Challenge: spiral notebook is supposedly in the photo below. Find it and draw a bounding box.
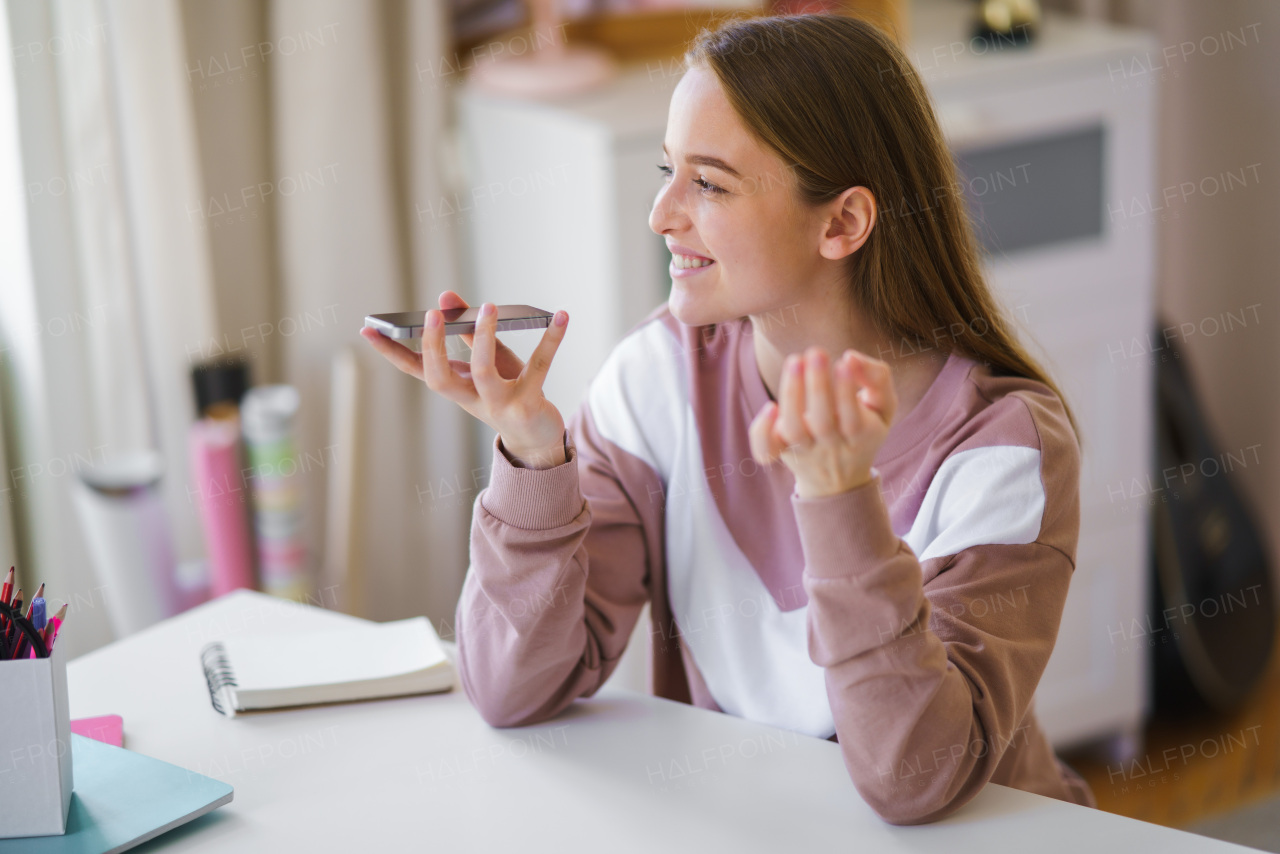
[200,616,454,716]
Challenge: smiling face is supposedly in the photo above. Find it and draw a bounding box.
[649,64,840,329]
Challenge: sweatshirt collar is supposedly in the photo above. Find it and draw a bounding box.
[736,317,973,465]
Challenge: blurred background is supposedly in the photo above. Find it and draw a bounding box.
[0,0,1276,844]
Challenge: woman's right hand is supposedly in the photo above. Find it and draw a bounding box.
[360,290,571,469]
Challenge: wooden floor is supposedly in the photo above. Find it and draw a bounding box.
[1060,630,1280,829]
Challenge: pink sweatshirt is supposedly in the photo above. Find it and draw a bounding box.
[454,303,1097,825]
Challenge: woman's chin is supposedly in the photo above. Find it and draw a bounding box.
[667,292,732,329]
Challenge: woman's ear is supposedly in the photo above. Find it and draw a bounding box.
[818,186,877,260]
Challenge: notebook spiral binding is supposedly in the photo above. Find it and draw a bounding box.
[200,641,238,716]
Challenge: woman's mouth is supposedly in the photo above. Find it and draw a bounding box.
[671,253,716,277]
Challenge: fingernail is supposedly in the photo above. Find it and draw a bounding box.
[427,312,440,328]
[481,302,494,317]
[555,310,567,327]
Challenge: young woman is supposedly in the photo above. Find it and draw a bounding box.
[362,14,1095,826]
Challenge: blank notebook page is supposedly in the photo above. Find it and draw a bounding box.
[223,617,447,691]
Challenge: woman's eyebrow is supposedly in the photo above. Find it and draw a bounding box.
[662,143,742,179]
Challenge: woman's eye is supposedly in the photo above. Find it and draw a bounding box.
[655,164,724,195]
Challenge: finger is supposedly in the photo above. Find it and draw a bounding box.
[439,289,477,352]
[359,326,424,381]
[421,310,465,394]
[469,302,505,398]
[749,401,783,465]
[775,353,809,447]
[849,353,897,424]
[835,350,863,436]
[438,290,474,349]
[491,337,528,380]
[438,290,469,310]
[519,310,568,389]
[803,348,836,439]
[440,293,523,373]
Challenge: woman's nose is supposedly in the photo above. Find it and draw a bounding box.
[649,181,683,235]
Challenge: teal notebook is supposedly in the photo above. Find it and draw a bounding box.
[0,734,233,853]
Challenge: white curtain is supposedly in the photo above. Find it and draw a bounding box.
[264,0,470,622]
[0,0,201,655]
[0,1,34,583]
[0,0,471,656]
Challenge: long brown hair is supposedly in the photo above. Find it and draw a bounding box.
[684,13,1081,445]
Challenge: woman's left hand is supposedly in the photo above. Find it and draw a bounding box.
[748,347,897,499]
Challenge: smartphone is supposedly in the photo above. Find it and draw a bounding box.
[364,305,555,339]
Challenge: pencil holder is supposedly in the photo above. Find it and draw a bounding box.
[0,637,73,837]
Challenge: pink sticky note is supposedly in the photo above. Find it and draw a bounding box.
[70,714,124,747]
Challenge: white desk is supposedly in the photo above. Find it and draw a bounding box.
[66,591,1256,852]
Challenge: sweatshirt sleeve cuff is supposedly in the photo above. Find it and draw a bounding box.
[480,430,584,530]
[791,470,901,579]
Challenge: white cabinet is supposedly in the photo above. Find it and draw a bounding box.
[910,0,1157,752]
[454,70,675,424]
[456,1,1157,752]
[456,70,675,699]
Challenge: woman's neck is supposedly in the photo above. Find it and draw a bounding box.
[749,310,947,428]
